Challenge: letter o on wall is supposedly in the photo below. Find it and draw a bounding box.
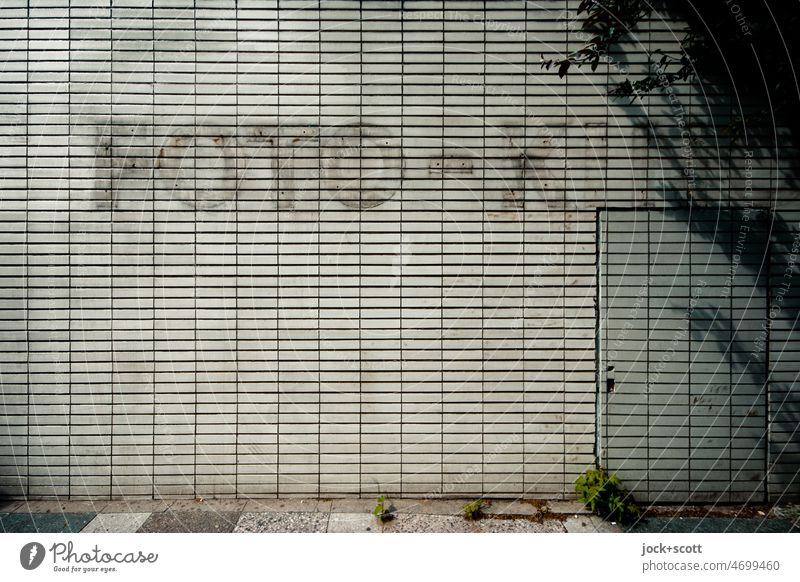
[157,134,237,210]
[320,124,401,209]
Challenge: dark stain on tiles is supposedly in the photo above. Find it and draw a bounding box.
[137,511,241,533]
[626,517,800,534]
[0,512,96,533]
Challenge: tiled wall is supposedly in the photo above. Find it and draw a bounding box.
[0,1,796,499]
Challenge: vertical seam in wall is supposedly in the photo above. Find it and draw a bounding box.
[688,203,693,499]
[276,0,281,498]
[562,0,568,497]
[727,73,734,503]
[523,0,528,496]
[765,159,773,504]
[645,20,651,501]
[729,164,734,503]
[25,0,30,500]
[192,0,198,498]
[399,0,404,498]
[764,225,771,504]
[647,208,651,501]
[599,203,613,485]
[765,134,774,503]
[688,74,695,502]
[151,0,156,501]
[601,2,611,482]
[235,0,240,498]
[481,0,486,496]
[317,0,321,500]
[523,0,528,495]
[68,3,73,499]
[358,0,363,498]
[440,0,444,500]
[109,0,115,498]
[768,141,780,503]
[594,209,600,466]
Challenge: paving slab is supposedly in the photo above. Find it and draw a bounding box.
[315,499,333,512]
[329,498,376,513]
[547,500,591,515]
[771,504,799,522]
[393,498,466,515]
[138,511,240,533]
[81,513,151,533]
[773,509,800,531]
[486,500,541,517]
[327,513,380,533]
[627,517,800,534]
[0,500,22,512]
[476,518,566,533]
[382,514,478,533]
[233,512,328,533]
[564,515,622,533]
[243,499,323,513]
[169,499,247,512]
[17,500,109,514]
[645,505,773,519]
[103,500,172,513]
[0,512,96,533]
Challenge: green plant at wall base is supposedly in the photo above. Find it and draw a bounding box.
[462,499,485,520]
[575,466,641,525]
[373,495,392,522]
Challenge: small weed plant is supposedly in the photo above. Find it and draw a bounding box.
[462,499,485,520]
[575,466,641,525]
[373,495,393,522]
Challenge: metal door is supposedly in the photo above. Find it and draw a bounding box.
[599,208,768,502]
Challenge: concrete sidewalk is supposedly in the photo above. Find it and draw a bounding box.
[1,498,797,534]
[0,498,609,533]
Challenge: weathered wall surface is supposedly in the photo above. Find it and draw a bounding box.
[0,1,797,500]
